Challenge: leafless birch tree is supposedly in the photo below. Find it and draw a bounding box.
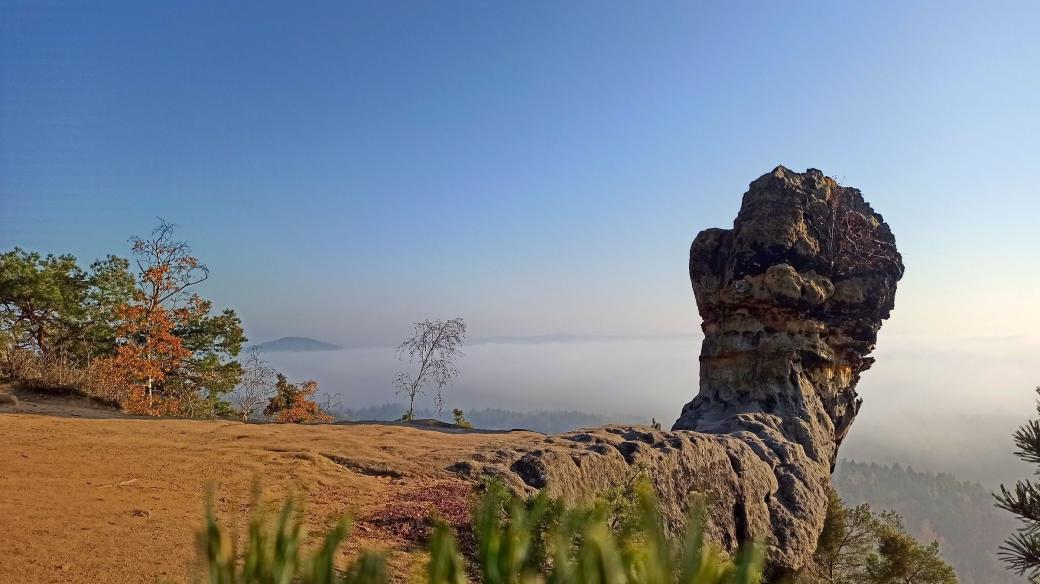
[394,318,465,421]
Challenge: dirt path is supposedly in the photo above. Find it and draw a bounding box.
[0,388,542,583]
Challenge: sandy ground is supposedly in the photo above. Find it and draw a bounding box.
[0,384,542,583]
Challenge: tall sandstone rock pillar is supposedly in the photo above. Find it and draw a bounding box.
[674,165,903,461]
[672,165,904,574]
[462,166,903,578]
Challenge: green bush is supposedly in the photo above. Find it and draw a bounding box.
[452,408,474,429]
[199,497,386,584]
[198,483,762,584]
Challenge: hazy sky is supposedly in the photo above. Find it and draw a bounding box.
[3,2,1039,431]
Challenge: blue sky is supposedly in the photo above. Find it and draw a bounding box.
[2,0,1039,354]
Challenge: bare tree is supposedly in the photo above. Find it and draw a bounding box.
[319,391,343,420]
[129,218,210,313]
[232,347,277,421]
[394,318,465,421]
[826,188,901,277]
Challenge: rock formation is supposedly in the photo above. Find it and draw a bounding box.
[454,166,903,578]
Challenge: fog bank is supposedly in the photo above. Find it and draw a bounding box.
[265,333,1038,484]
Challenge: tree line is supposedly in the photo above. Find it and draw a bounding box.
[833,459,1019,584]
[1,220,470,424]
[0,220,327,422]
[804,489,957,583]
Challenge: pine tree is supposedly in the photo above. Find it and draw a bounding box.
[994,386,1040,580]
[865,511,957,584]
[808,489,956,584]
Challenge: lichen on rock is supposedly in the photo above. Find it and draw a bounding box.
[455,166,903,578]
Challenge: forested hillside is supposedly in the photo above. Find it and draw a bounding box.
[833,459,1021,584]
[337,403,636,434]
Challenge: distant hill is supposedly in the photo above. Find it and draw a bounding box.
[833,459,1023,584]
[250,336,342,352]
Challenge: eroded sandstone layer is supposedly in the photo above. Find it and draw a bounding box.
[455,166,903,577]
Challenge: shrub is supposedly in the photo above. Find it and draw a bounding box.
[805,488,957,583]
[198,483,762,584]
[263,374,333,423]
[200,496,386,584]
[452,408,473,429]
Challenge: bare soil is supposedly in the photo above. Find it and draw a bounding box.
[0,384,543,583]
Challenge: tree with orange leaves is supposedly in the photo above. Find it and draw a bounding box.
[103,220,244,417]
[263,373,332,423]
[113,300,193,415]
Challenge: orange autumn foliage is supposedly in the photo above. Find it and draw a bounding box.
[82,356,133,404]
[5,220,246,420]
[100,223,213,417]
[122,387,184,416]
[94,296,207,416]
[114,303,191,384]
[263,376,332,424]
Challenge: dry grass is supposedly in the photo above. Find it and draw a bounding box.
[0,393,545,583]
[0,347,128,404]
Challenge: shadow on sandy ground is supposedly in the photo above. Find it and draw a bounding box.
[0,381,134,419]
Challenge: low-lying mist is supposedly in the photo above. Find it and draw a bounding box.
[265,333,1038,487]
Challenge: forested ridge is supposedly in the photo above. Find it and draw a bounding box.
[834,459,1021,584]
[337,402,635,434]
